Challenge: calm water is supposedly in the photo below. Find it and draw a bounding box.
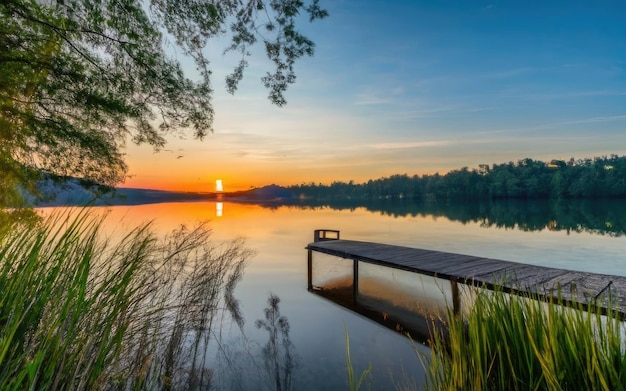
[42,200,626,390]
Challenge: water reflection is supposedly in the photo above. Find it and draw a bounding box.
[213,294,301,391]
[253,198,626,237]
[254,294,298,391]
[308,253,455,344]
[43,198,626,240]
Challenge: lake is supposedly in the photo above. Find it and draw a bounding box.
[41,199,626,390]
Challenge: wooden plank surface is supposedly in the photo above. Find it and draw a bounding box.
[307,239,626,316]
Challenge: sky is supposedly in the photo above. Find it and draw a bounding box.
[123,0,626,192]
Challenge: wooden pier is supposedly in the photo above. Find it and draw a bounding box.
[306,229,626,318]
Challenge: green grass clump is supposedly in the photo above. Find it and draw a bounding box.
[425,288,626,391]
[0,210,252,390]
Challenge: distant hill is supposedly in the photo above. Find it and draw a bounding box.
[99,188,214,205]
[20,174,213,207]
[227,184,295,202]
[21,176,113,206]
[23,177,294,207]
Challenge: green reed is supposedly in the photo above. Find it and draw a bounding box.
[345,329,372,391]
[424,287,626,391]
[0,210,252,390]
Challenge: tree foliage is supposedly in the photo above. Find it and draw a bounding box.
[0,0,327,204]
[289,154,626,202]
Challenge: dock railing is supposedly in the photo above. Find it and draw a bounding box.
[313,229,340,242]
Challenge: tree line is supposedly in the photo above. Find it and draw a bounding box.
[288,155,626,201]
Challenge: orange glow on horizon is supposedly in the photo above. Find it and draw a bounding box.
[122,175,258,193]
[122,171,292,192]
[122,157,446,193]
[123,139,448,192]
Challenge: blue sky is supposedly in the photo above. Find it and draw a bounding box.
[125,0,626,191]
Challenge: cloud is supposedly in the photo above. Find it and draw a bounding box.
[513,90,626,101]
[475,114,626,136]
[354,86,406,106]
[391,86,405,95]
[354,92,391,105]
[484,67,536,79]
[563,114,626,124]
[394,106,459,119]
[365,140,452,150]
[390,104,493,120]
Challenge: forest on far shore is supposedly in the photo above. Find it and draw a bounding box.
[288,154,626,201]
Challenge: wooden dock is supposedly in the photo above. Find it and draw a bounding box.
[306,230,626,318]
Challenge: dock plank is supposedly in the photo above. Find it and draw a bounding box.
[307,238,626,316]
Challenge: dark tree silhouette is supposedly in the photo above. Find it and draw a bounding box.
[289,155,626,202]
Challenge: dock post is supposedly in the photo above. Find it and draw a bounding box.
[450,278,461,317]
[353,259,359,304]
[307,249,313,290]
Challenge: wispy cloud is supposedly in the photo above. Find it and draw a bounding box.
[563,114,626,124]
[476,114,626,136]
[484,67,536,79]
[391,86,405,95]
[354,86,406,106]
[365,140,452,150]
[513,90,626,101]
[233,148,302,160]
[393,106,460,119]
[391,104,494,120]
[413,75,467,90]
[354,92,391,105]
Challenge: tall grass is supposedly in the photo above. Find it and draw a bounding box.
[0,210,253,390]
[424,287,626,391]
[345,329,372,391]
